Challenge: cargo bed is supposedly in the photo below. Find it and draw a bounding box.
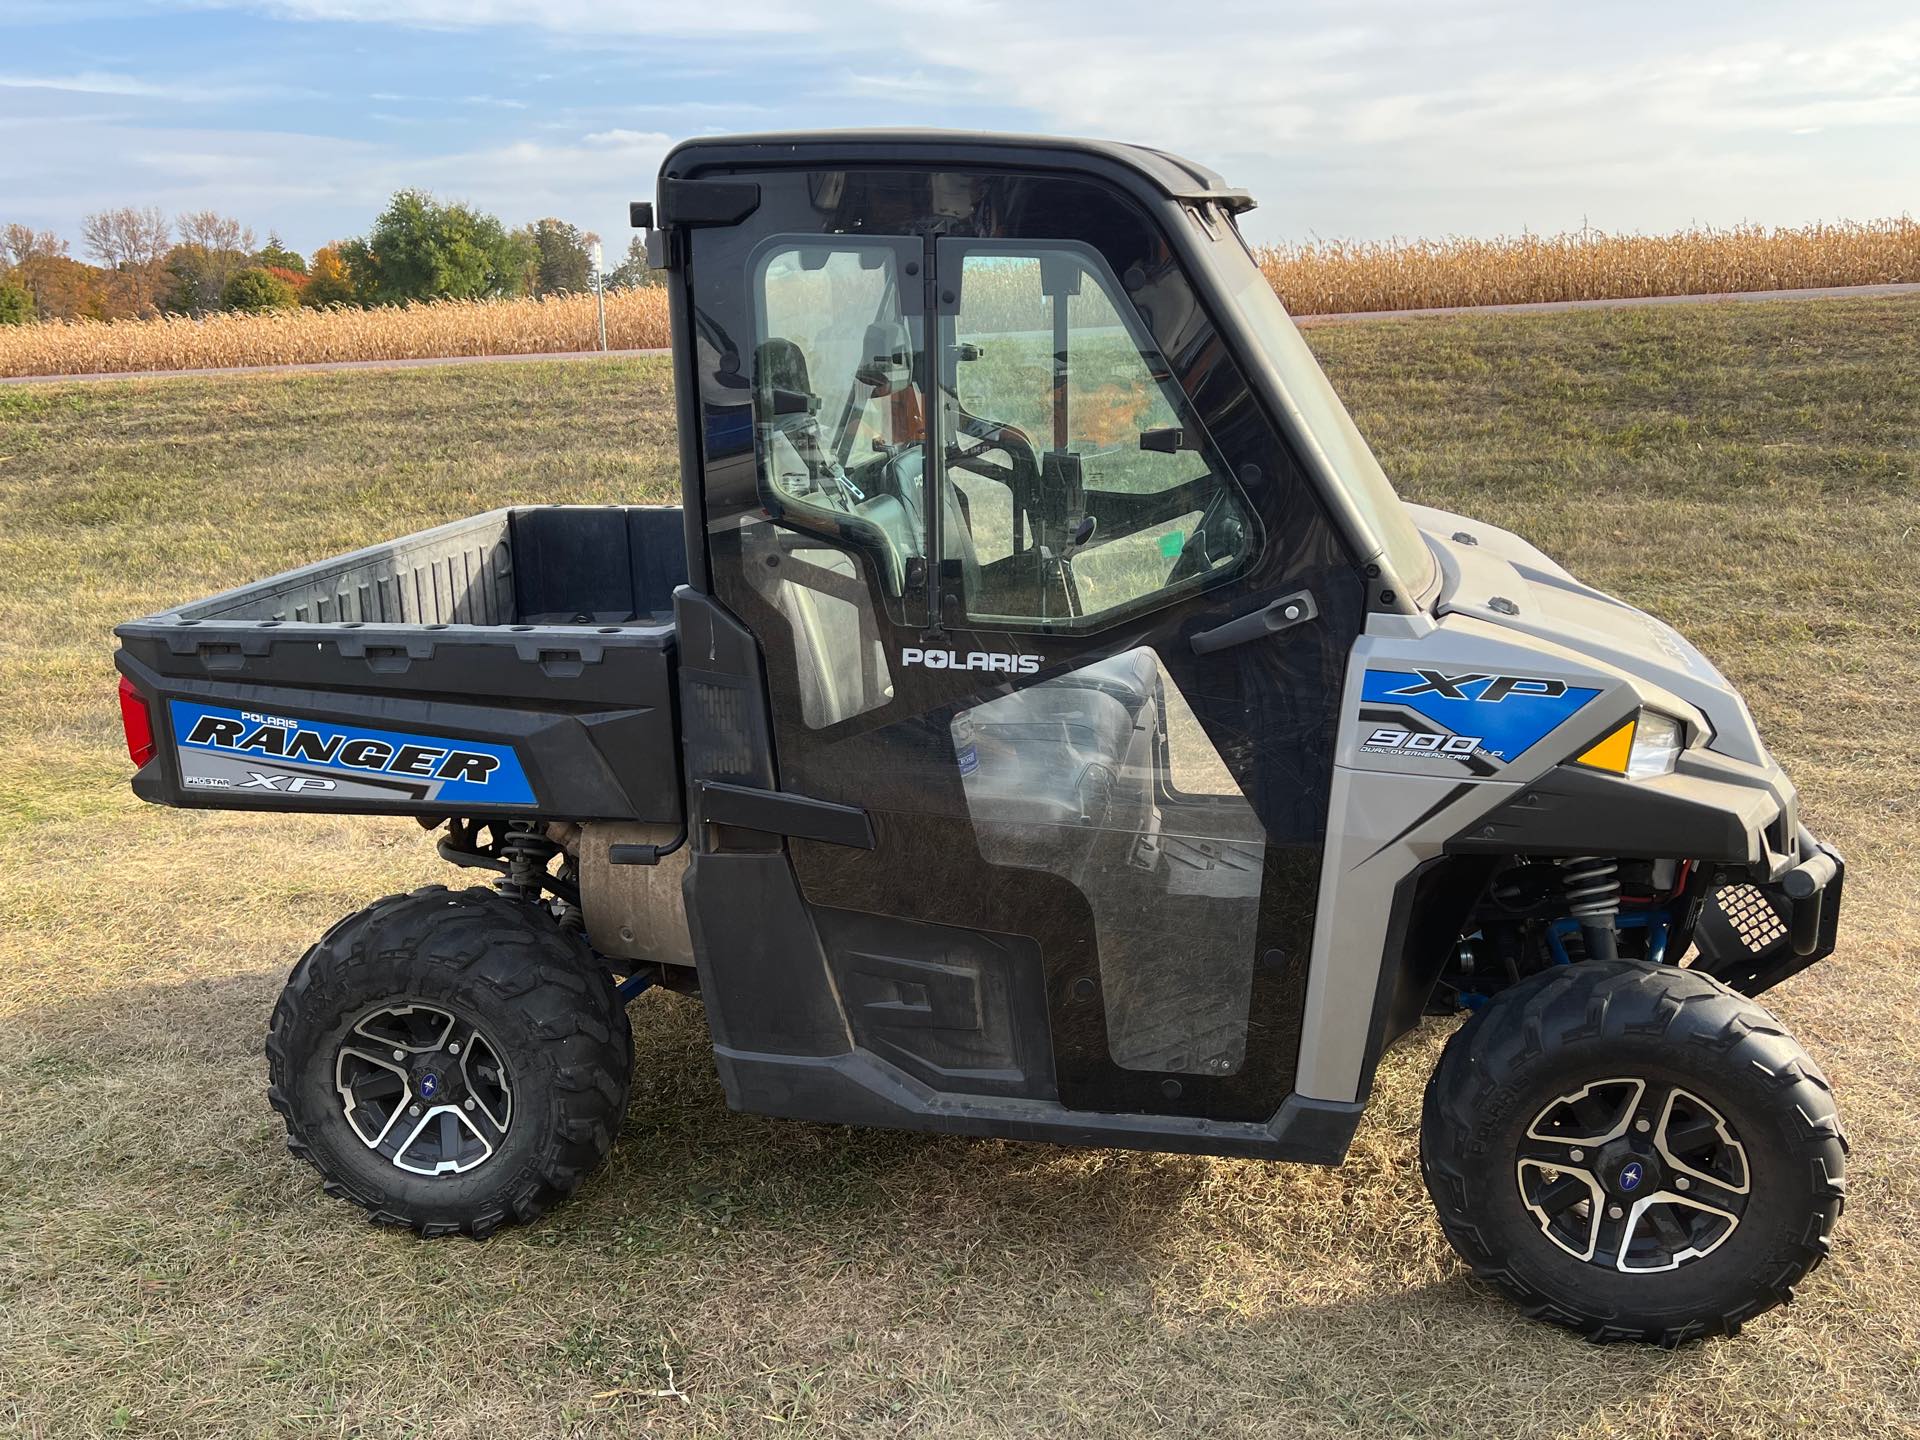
[114,506,687,823]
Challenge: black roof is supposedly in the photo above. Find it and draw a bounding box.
[659,129,1254,213]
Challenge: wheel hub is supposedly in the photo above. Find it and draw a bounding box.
[334,1003,513,1177]
[1595,1138,1661,1199]
[1515,1077,1751,1273]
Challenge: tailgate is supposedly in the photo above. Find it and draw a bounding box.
[115,620,682,824]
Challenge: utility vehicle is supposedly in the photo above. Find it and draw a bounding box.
[114,132,1847,1344]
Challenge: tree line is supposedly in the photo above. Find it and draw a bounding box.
[0,191,658,326]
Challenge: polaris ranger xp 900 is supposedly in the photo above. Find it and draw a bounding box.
[115,132,1847,1344]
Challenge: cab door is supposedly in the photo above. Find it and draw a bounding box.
[680,162,1365,1126]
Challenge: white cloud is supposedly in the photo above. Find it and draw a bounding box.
[210,0,865,35]
[0,69,304,103]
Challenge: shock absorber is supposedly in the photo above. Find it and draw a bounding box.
[498,821,560,905]
[1559,856,1621,962]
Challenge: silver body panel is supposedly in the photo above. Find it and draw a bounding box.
[1295,510,1798,1103]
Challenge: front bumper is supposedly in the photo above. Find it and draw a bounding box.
[1690,824,1845,996]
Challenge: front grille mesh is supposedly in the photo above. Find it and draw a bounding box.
[1711,884,1789,954]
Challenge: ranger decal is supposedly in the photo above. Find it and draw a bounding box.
[168,701,535,805]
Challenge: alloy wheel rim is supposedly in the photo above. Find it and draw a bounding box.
[334,1002,512,1176]
[1514,1076,1750,1273]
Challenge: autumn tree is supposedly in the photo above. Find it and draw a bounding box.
[162,211,257,315]
[302,244,356,307]
[0,242,107,321]
[81,206,172,317]
[254,233,306,274]
[2,223,67,267]
[340,191,533,305]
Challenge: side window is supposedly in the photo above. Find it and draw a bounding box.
[938,242,1254,628]
[753,239,927,600]
[749,238,924,728]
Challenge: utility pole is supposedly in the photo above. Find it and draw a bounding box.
[590,240,607,352]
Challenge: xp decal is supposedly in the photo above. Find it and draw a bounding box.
[1359,669,1602,765]
[169,701,535,806]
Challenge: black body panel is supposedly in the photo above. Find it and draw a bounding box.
[1447,763,1769,863]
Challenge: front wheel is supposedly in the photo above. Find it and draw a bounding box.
[1420,960,1846,1343]
[266,885,633,1238]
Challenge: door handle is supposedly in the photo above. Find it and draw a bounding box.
[1189,590,1318,655]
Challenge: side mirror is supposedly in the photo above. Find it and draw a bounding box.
[1139,427,1195,454]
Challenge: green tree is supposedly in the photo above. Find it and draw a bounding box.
[345,191,534,305]
[604,235,661,290]
[254,232,306,274]
[523,217,594,296]
[221,267,300,313]
[0,280,32,325]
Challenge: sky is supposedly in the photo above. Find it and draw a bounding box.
[3,0,1917,258]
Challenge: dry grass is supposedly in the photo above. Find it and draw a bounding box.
[5,218,1917,378]
[0,296,1916,1438]
[1258,216,1920,315]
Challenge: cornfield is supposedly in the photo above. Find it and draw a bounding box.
[1257,217,1920,316]
[2,218,1915,378]
[0,288,672,378]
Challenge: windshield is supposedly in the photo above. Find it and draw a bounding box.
[1212,220,1435,600]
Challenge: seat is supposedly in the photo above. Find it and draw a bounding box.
[959,648,1163,834]
[1052,648,1158,715]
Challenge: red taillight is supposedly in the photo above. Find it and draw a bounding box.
[118,676,156,767]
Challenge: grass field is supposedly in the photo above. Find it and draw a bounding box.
[1,296,1916,1438]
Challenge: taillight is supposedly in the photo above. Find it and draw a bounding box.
[118,676,156,767]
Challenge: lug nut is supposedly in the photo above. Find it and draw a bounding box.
[1569,1149,1585,1162]
[448,1041,461,1055]
[1675,1177,1690,1191]
[464,1098,476,1111]
[1608,1204,1624,1219]
[392,1049,406,1061]
[1635,1119,1651,1133]
[408,1104,421,1117]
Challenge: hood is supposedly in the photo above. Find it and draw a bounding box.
[1407,504,1768,768]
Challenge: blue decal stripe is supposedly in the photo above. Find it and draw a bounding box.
[1361,670,1601,763]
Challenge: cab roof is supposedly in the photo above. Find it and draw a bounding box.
[659,129,1255,214]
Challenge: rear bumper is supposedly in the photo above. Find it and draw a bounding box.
[1690,824,1844,996]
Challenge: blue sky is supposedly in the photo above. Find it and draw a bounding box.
[4,0,1916,257]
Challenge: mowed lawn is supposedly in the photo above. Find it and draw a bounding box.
[0,297,1915,1439]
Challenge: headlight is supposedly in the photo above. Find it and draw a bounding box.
[1625,711,1685,779]
[1574,710,1685,778]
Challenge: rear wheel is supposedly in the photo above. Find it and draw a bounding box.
[266,885,632,1238]
[1420,960,1846,1343]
